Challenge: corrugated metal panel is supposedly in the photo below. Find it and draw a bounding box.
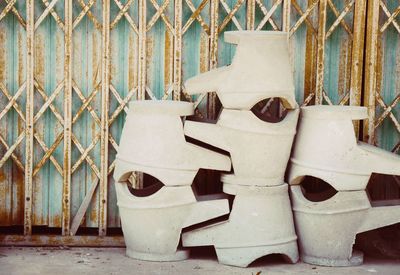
[0,0,398,243]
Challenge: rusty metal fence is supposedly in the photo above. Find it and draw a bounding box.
[0,0,398,246]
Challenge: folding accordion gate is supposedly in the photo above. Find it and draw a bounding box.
[0,0,399,245]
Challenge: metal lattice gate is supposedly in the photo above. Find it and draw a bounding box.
[0,0,399,245]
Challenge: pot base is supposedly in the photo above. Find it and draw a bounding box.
[126,248,190,262]
[301,250,363,267]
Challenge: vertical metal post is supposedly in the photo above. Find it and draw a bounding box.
[363,0,380,144]
[315,0,327,105]
[99,0,110,236]
[62,0,73,236]
[138,0,147,100]
[173,0,182,100]
[349,0,367,135]
[24,0,35,236]
[246,0,255,30]
[208,0,219,119]
[282,0,291,32]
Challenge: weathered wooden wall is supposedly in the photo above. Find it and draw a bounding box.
[0,0,399,245]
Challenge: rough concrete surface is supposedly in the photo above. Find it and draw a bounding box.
[1,247,400,275]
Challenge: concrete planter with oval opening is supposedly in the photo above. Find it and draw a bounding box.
[115,183,229,261]
[288,105,400,191]
[182,184,299,267]
[114,100,231,186]
[114,100,232,261]
[290,185,400,266]
[184,108,299,186]
[184,31,297,110]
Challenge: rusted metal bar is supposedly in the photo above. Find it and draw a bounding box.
[0,235,125,247]
[24,0,35,236]
[282,0,291,33]
[349,0,366,135]
[289,0,319,37]
[138,0,147,100]
[325,0,354,39]
[99,0,111,237]
[314,0,327,105]
[246,0,255,30]
[255,0,282,31]
[70,179,99,236]
[207,0,218,120]
[219,0,244,32]
[62,0,73,236]
[173,0,182,100]
[363,0,380,144]
[255,0,279,30]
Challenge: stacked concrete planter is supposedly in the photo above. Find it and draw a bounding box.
[181,31,300,267]
[288,105,400,266]
[113,100,231,261]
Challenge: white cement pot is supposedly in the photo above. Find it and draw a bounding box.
[184,108,299,185]
[115,182,229,261]
[182,184,299,267]
[114,100,231,186]
[184,31,297,110]
[289,105,400,191]
[290,185,400,266]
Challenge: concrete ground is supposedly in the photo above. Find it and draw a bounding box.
[1,247,400,275]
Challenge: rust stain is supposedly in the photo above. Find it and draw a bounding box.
[337,37,347,98]
[128,33,138,91]
[18,31,24,86]
[13,168,24,224]
[164,30,173,93]
[35,34,45,84]
[0,29,5,81]
[146,37,153,84]
[199,32,209,73]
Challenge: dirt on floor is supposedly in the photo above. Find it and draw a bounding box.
[1,247,400,275]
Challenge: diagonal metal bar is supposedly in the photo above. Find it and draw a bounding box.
[380,2,400,33]
[218,0,245,33]
[182,0,210,34]
[32,131,63,176]
[374,93,400,132]
[0,133,25,172]
[73,0,102,30]
[0,132,25,171]
[34,79,64,125]
[256,0,282,31]
[35,0,60,30]
[380,3,400,33]
[111,0,138,33]
[33,81,64,123]
[40,0,65,31]
[290,0,319,37]
[290,0,317,35]
[71,132,101,174]
[0,82,26,122]
[0,0,17,22]
[147,0,174,33]
[71,134,101,178]
[4,0,26,27]
[326,0,353,39]
[71,81,101,125]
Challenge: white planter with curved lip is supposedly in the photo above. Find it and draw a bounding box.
[290,186,400,266]
[182,184,299,267]
[288,105,400,191]
[115,182,229,261]
[184,108,299,185]
[114,100,231,186]
[184,31,297,110]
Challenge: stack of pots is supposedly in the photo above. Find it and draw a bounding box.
[288,105,400,266]
[113,101,231,261]
[181,31,300,267]
[113,30,400,268]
